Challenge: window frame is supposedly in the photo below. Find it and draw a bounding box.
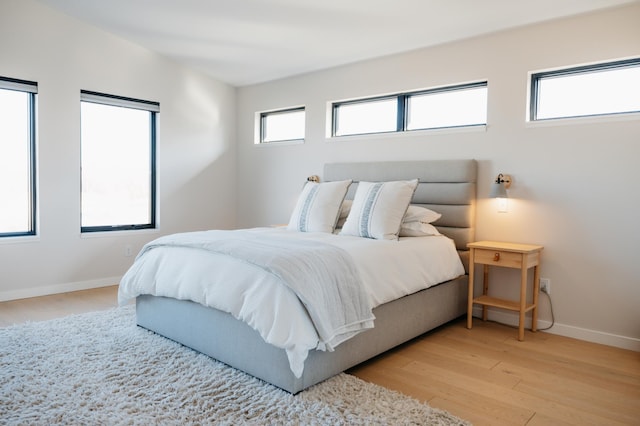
[80,90,158,233]
[331,81,488,137]
[0,76,37,238]
[257,106,306,144]
[529,58,640,122]
[332,95,402,137]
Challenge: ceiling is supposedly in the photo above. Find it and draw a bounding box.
[37,0,636,87]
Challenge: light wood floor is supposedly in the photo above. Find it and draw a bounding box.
[1,287,638,425]
[0,286,123,327]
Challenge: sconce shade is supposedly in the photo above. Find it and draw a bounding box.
[490,181,508,198]
[490,173,511,198]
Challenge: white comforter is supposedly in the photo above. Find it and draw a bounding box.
[118,227,464,377]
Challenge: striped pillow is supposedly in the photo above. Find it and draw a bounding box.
[287,180,352,233]
[339,179,418,240]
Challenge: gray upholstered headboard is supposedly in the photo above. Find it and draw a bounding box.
[324,160,477,270]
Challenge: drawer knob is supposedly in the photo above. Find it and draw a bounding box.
[494,252,501,261]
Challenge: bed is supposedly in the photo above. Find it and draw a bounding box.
[119,159,477,394]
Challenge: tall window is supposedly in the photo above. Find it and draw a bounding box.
[80,91,158,232]
[257,107,305,143]
[332,82,487,137]
[0,77,37,237]
[530,58,640,121]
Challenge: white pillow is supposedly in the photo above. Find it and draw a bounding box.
[399,221,441,237]
[287,180,352,233]
[403,206,441,224]
[339,179,419,240]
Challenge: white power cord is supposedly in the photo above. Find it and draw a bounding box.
[537,287,555,331]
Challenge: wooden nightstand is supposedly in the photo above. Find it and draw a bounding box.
[466,241,544,341]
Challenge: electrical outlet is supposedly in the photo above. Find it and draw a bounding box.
[540,277,551,294]
[124,245,133,257]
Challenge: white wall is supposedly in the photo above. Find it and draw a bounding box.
[0,0,237,299]
[236,5,640,349]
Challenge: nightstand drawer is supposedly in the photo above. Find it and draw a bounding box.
[474,249,522,268]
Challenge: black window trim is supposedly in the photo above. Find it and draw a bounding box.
[80,90,159,233]
[530,57,640,121]
[259,106,306,143]
[331,81,488,137]
[80,90,160,112]
[0,76,38,238]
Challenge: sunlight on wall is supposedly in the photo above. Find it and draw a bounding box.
[173,74,228,173]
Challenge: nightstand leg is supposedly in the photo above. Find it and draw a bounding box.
[532,264,540,332]
[518,265,527,341]
[467,249,475,329]
[482,265,489,321]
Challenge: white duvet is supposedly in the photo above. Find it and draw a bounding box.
[118,227,464,377]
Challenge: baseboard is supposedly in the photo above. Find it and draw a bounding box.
[472,306,640,352]
[0,276,121,302]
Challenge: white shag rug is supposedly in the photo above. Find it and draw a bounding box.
[0,305,469,425]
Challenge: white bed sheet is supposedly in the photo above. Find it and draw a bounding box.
[118,227,464,377]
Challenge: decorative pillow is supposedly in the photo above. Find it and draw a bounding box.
[403,206,441,224]
[339,179,419,240]
[399,221,441,237]
[287,180,352,233]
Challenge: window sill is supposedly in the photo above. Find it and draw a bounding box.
[254,139,304,147]
[526,111,640,128]
[80,228,160,239]
[0,234,40,245]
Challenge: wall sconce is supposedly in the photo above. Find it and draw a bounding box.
[490,173,512,212]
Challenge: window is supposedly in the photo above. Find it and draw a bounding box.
[80,91,158,232]
[0,77,37,238]
[530,58,640,121]
[406,85,488,130]
[332,82,487,137]
[333,97,398,136]
[258,107,305,143]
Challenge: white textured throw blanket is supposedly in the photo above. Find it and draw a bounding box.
[128,230,374,350]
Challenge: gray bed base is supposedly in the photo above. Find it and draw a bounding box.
[136,159,477,394]
[137,277,467,394]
